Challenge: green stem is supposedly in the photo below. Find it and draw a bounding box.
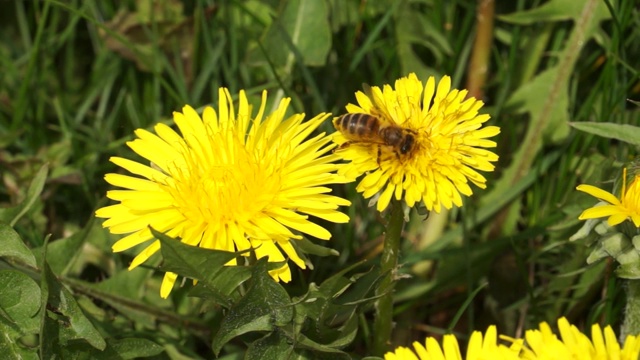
[622,279,640,339]
[373,199,405,356]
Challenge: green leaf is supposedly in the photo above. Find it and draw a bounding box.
[108,338,164,358]
[348,1,400,72]
[616,261,640,279]
[500,0,586,23]
[294,332,351,358]
[498,0,611,27]
[256,0,331,68]
[570,122,640,146]
[395,1,450,79]
[326,0,360,32]
[291,263,380,352]
[99,0,189,72]
[154,228,251,307]
[39,240,106,355]
[63,337,164,359]
[0,270,41,335]
[188,265,251,303]
[506,67,570,144]
[244,328,352,359]
[482,0,611,235]
[211,259,293,355]
[6,164,48,227]
[245,329,296,360]
[0,321,38,360]
[32,216,95,275]
[293,237,340,258]
[0,223,37,267]
[91,268,157,327]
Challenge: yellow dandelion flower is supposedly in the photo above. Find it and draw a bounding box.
[384,326,523,360]
[577,168,640,228]
[95,88,350,298]
[332,73,500,213]
[520,317,640,360]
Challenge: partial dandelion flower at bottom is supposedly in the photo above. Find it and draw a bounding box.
[383,317,640,359]
[384,325,522,360]
[517,317,640,360]
[95,88,351,298]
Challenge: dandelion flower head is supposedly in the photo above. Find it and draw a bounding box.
[332,73,500,213]
[383,318,640,360]
[384,325,522,360]
[519,317,640,360]
[577,167,640,228]
[96,88,350,298]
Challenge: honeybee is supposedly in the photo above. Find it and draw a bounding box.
[333,113,416,163]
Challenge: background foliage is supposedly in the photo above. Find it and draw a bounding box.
[1,0,639,358]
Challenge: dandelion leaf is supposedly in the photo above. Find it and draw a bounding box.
[211,258,293,356]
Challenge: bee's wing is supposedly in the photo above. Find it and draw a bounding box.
[361,83,394,126]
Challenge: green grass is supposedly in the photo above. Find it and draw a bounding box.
[1,0,639,358]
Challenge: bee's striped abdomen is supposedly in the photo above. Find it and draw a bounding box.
[335,113,380,141]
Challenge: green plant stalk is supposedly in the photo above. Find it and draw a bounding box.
[483,0,603,235]
[466,0,494,99]
[373,199,405,356]
[622,280,640,339]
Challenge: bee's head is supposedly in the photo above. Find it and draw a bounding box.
[400,134,415,154]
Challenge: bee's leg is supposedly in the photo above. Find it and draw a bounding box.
[335,141,351,152]
[376,145,382,166]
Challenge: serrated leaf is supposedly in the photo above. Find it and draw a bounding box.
[570,122,640,146]
[506,67,570,144]
[294,332,351,358]
[482,0,611,235]
[292,263,379,351]
[297,261,378,325]
[188,264,251,303]
[0,270,41,335]
[154,228,251,307]
[301,314,358,351]
[8,163,48,227]
[39,240,106,353]
[333,267,385,306]
[39,302,62,359]
[212,259,293,355]
[245,329,296,360]
[0,223,37,267]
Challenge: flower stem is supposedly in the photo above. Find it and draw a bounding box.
[622,279,640,339]
[373,199,405,356]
